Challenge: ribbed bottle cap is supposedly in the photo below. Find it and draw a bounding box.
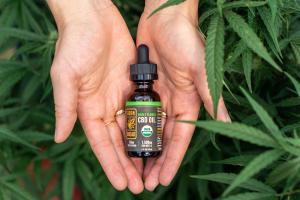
[130,44,158,81]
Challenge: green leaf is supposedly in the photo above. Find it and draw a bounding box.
[0,70,26,96]
[0,27,47,42]
[258,7,282,58]
[263,30,282,62]
[205,14,225,118]
[242,49,253,92]
[222,0,267,9]
[183,133,210,165]
[0,60,27,76]
[281,122,300,133]
[191,173,275,193]
[225,40,247,68]
[148,0,185,18]
[276,97,300,107]
[291,43,300,64]
[222,192,275,200]
[0,127,38,150]
[76,160,93,193]
[200,1,267,24]
[223,149,284,196]
[267,157,300,185]
[210,132,221,151]
[0,188,5,200]
[176,176,188,200]
[285,72,300,98]
[41,45,54,83]
[210,155,255,166]
[63,160,75,200]
[240,88,281,135]
[21,75,41,103]
[191,121,277,147]
[40,78,53,103]
[224,11,282,71]
[241,88,300,156]
[0,181,37,200]
[0,107,24,118]
[21,2,43,34]
[18,130,53,142]
[286,138,300,148]
[23,0,44,16]
[268,0,278,23]
[217,0,225,16]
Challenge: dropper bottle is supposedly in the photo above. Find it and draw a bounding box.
[125,44,162,157]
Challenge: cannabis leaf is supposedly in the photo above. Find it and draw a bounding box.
[205,14,225,118]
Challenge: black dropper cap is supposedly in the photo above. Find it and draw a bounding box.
[130,44,158,81]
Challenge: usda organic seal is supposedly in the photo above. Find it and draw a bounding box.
[141,125,153,137]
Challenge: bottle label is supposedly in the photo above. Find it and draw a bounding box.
[125,101,162,152]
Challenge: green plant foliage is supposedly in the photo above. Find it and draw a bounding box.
[242,49,253,92]
[205,13,225,118]
[63,160,75,200]
[285,72,300,97]
[1,0,300,199]
[148,0,185,18]
[224,11,282,71]
[191,173,275,193]
[223,149,284,196]
[221,192,275,200]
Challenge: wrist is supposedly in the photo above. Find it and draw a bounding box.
[47,0,113,30]
[144,0,199,21]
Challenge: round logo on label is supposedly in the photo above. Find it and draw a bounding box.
[141,125,153,137]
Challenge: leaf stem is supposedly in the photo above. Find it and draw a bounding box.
[276,188,300,197]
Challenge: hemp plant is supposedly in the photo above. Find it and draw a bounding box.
[0,0,300,199]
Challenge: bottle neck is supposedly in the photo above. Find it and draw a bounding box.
[135,81,153,91]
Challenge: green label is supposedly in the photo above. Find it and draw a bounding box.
[126,101,161,106]
[125,101,162,152]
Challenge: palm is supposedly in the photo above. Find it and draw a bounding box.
[138,13,203,115]
[136,12,229,190]
[70,17,135,125]
[50,5,143,193]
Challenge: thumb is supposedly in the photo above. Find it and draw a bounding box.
[50,39,79,143]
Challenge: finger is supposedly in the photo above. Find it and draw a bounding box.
[195,72,231,121]
[116,113,144,176]
[144,118,173,191]
[144,156,164,191]
[130,158,143,177]
[116,112,126,132]
[50,53,78,143]
[158,113,198,186]
[106,122,144,194]
[81,118,127,191]
[143,115,167,179]
[143,158,156,180]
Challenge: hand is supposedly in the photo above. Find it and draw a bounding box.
[137,0,231,191]
[48,0,143,193]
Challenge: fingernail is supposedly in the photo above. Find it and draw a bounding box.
[145,178,159,192]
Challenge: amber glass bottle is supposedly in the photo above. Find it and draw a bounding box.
[125,44,162,157]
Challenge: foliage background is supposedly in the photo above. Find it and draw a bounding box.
[1,0,300,199]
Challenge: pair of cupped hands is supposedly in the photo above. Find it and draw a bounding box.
[48,0,230,194]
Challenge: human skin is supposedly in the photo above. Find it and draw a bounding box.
[47,0,144,194]
[47,0,230,194]
[137,0,230,191]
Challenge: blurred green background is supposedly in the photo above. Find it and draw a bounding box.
[1,0,300,199]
